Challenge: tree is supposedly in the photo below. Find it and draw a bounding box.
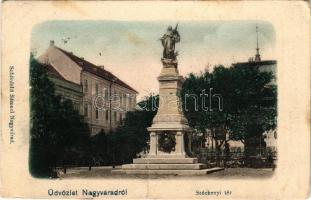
[181,64,276,165]
[55,99,91,167]
[29,55,91,177]
[105,95,158,165]
[90,129,108,165]
[29,54,60,177]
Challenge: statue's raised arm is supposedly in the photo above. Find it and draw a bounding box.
[161,24,180,60]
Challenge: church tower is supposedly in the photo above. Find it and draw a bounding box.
[255,25,261,62]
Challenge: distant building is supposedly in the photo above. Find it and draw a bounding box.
[202,25,277,155]
[232,25,277,154]
[37,40,138,135]
[233,25,277,86]
[263,130,277,154]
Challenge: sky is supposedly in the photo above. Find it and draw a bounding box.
[31,20,276,100]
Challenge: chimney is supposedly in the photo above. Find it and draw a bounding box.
[80,57,84,60]
[50,40,55,47]
[98,65,105,69]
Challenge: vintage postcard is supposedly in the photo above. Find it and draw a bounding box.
[0,1,310,199]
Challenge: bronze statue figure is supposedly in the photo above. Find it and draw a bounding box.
[160,24,180,60]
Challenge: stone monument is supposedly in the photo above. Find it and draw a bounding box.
[113,25,223,175]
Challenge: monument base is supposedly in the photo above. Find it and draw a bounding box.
[112,168,224,175]
[112,58,225,176]
[112,157,224,175]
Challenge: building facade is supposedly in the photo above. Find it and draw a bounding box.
[37,41,137,135]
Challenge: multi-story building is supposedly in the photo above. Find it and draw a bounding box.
[201,26,277,156]
[37,40,138,135]
[231,25,277,155]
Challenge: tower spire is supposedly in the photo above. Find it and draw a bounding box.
[255,24,261,62]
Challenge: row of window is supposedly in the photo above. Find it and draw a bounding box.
[84,104,124,123]
[84,79,134,107]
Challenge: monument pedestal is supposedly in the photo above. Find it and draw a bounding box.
[113,59,223,175]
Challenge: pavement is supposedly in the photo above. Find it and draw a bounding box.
[59,166,274,179]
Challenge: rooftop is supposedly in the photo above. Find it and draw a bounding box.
[38,42,137,93]
[233,60,277,67]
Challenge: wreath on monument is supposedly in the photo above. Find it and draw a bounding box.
[158,132,176,153]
